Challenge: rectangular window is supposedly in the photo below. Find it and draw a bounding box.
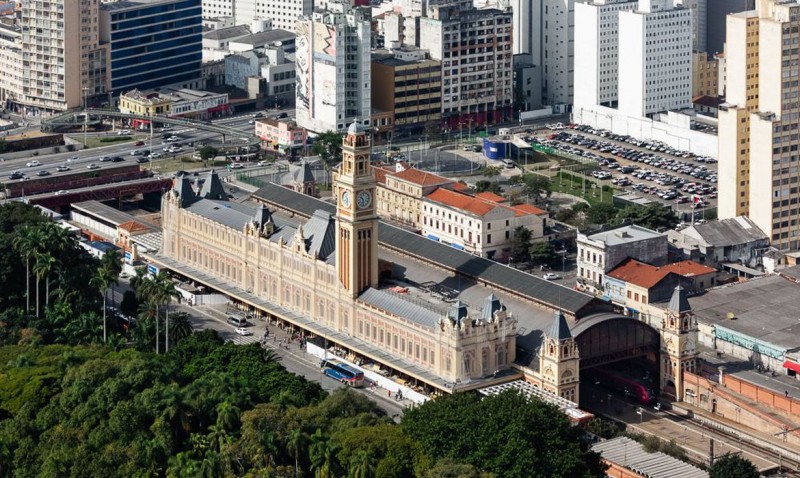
[487,234,492,244]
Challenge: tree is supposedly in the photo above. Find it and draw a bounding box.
[199,146,219,166]
[529,241,558,268]
[120,290,139,318]
[348,449,376,478]
[482,166,502,179]
[312,130,344,169]
[153,272,180,352]
[709,454,758,478]
[33,252,56,317]
[287,427,310,478]
[510,226,532,263]
[475,181,502,194]
[423,458,496,478]
[523,175,552,199]
[554,208,576,224]
[90,258,118,343]
[215,401,241,432]
[616,203,679,231]
[13,225,43,314]
[169,311,194,346]
[586,203,618,225]
[310,429,343,478]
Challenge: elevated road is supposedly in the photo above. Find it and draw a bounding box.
[41,108,260,147]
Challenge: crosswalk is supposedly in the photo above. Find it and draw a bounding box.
[226,334,261,346]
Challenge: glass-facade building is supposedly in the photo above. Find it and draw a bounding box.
[101,0,202,95]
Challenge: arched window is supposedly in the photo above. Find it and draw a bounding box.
[496,345,506,367]
[481,348,490,375]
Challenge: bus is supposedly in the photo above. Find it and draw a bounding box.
[321,359,366,388]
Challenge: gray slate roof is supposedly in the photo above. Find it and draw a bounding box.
[199,170,228,201]
[592,437,708,478]
[302,209,336,260]
[359,288,441,329]
[252,182,597,315]
[185,199,257,230]
[667,285,691,315]
[232,29,296,46]
[479,294,503,322]
[684,216,768,247]
[203,25,251,41]
[549,310,572,340]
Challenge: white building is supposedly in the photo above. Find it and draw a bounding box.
[295,1,372,133]
[0,23,22,109]
[419,4,514,130]
[576,225,667,294]
[421,188,546,260]
[260,46,296,99]
[201,0,312,32]
[617,0,693,117]
[542,0,574,108]
[573,0,637,110]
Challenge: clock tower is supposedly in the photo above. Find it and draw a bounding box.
[336,121,378,298]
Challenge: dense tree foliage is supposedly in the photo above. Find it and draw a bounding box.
[403,392,605,478]
[312,131,344,170]
[709,454,759,478]
[579,202,679,230]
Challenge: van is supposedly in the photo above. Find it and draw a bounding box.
[227,316,247,327]
[503,159,515,169]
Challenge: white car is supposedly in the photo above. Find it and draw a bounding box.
[118,129,131,135]
[87,163,99,170]
[67,156,78,162]
[149,152,162,159]
[257,160,268,166]
[234,327,252,336]
[231,163,244,169]
[543,273,562,280]
[26,160,40,167]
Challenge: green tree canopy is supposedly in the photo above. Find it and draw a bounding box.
[586,203,618,225]
[475,181,502,194]
[403,391,606,478]
[510,226,532,263]
[198,145,219,161]
[312,131,344,169]
[616,203,679,231]
[709,454,759,478]
[529,241,558,268]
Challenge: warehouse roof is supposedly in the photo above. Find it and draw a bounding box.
[592,437,708,478]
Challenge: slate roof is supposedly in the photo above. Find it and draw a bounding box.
[592,437,708,478]
[358,288,441,329]
[667,285,691,315]
[479,294,503,322]
[302,209,336,260]
[199,170,227,201]
[682,216,767,248]
[185,200,256,230]
[252,182,596,315]
[549,310,572,340]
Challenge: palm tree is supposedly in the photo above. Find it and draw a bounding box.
[310,430,342,478]
[286,428,310,478]
[137,275,160,353]
[348,450,375,478]
[90,261,118,343]
[207,424,230,453]
[153,272,179,352]
[215,400,241,432]
[129,265,149,295]
[34,252,57,309]
[13,226,43,315]
[100,249,122,307]
[169,311,194,345]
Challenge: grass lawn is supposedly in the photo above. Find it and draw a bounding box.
[78,134,148,148]
[550,171,616,207]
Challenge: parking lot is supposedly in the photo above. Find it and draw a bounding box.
[532,124,717,211]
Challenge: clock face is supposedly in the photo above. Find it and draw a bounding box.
[357,191,371,209]
[341,190,351,207]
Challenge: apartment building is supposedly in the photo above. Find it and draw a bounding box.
[255,117,307,154]
[419,5,514,129]
[542,0,574,107]
[742,0,800,249]
[371,46,441,135]
[422,188,546,260]
[576,225,667,295]
[617,0,693,117]
[0,22,21,108]
[295,1,371,133]
[573,0,637,110]
[691,51,719,98]
[19,0,106,112]
[100,0,203,96]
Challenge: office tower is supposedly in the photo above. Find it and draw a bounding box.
[573,0,637,110]
[706,0,754,54]
[542,0,574,107]
[295,0,371,133]
[201,0,313,33]
[420,4,514,128]
[101,0,203,96]
[20,0,106,112]
[720,0,800,249]
[617,0,693,117]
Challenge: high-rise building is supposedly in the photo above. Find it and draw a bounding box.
[0,22,22,110]
[101,0,203,96]
[201,0,313,38]
[295,1,371,133]
[542,0,574,108]
[680,0,707,52]
[573,0,637,110]
[419,4,514,129]
[617,0,693,117]
[706,0,754,54]
[719,0,800,249]
[20,0,107,113]
[717,10,758,220]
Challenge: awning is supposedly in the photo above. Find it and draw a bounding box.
[451,243,464,251]
[426,234,440,242]
[783,360,800,374]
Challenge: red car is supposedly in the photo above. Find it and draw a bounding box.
[134,140,145,146]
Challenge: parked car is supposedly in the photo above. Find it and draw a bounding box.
[543,273,561,280]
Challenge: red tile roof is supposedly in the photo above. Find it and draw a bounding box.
[608,259,716,289]
[475,192,506,203]
[425,188,497,216]
[393,167,454,187]
[453,182,469,192]
[513,204,547,216]
[118,220,151,234]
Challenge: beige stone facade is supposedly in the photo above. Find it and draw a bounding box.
[160,124,517,390]
[691,51,719,98]
[372,163,456,227]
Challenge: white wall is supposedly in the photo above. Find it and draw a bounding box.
[618,10,645,116]
[542,0,574,106]
[573,105,718,157]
